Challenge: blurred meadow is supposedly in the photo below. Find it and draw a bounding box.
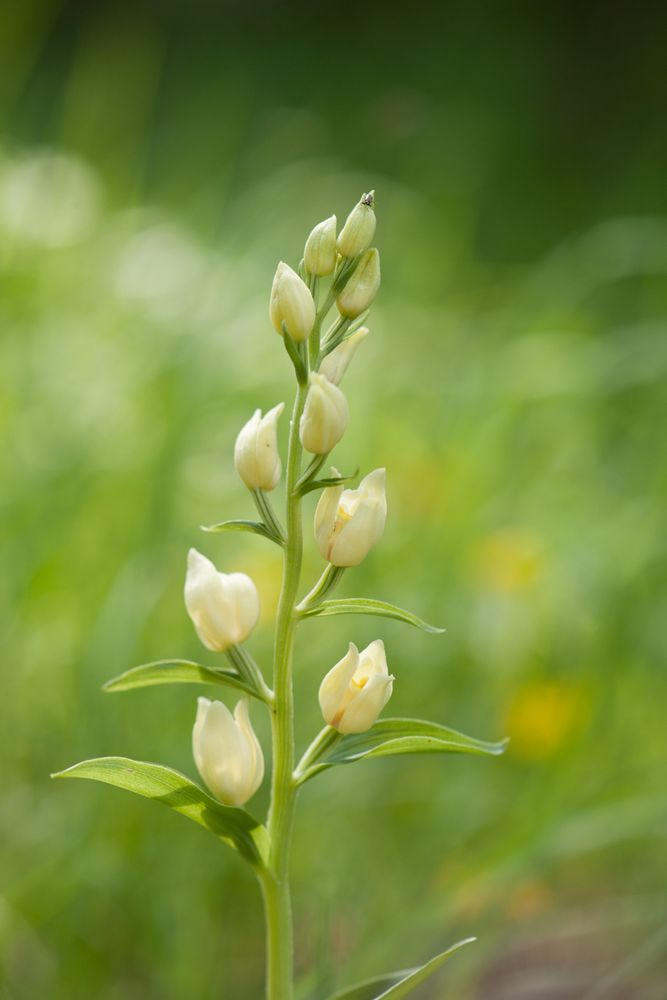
[2,1,667,997]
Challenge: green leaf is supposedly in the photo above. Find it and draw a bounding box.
[327,938,476,999]
[52,757,267,864]
[298,719,507,783]
[298,470,359,496]
[282,328,308,384]
[102,659,257,698]
[200,518,282,545]
[298,598,445,634]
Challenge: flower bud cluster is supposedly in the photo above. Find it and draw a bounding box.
[180,190,393,819]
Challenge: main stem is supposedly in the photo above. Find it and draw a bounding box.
[261,378,308,999]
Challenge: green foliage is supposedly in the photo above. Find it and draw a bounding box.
[201,519,284,546]
[297,720,506,783]
[327,938,476,999]
[103,659,259,697]
[52,757,268,864]
[298,599,445,633]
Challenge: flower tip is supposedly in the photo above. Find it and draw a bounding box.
[187,547,203,567]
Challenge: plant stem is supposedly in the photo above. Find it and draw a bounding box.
[253,489,286,544]
[262,378,308,999]
[293,724,341,782]
[296,564,345,612]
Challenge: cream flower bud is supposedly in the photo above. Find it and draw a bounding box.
[319,640,393,734]
[336,249,381,319]
[336,192,376,259]
[193,697,264,806]
[304,215,337,276]
[299,373,348,455]
[269,261,316,342]
[319,327,369,385]
[184,548,259,652]
[234,402,284,491]
[314,467,386,567]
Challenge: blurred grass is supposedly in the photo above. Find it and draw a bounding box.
[1,1,667,997]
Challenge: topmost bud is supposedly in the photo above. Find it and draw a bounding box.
[336,191,376,259]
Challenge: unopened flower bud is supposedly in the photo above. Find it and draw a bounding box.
[304,215,337,277]
[269,261,315,342]
[336,249,381,319]
[336,192,376,259]
[299,373,348,455]
[193,697,264,805]
[319,327,369,385]
[314,467,386,566]
[319,640,393,734]
[185,548,259,652]
[234,403,284,491]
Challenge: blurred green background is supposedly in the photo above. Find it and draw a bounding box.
[2,1,667,997]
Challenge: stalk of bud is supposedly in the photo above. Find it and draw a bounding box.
[314,468,386,567]
[336,249,381,318]
[192,697,264,806]
[336,192,376,259]
[299,373,348,455]
[319,640,393,734]
[304,215,337,276]
[319,327,369,385]
[269,261,315,342]
[184,548,259,651]
[234,403,284,491]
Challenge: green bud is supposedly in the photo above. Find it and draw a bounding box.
[336,249,381,319]
[304,215,337,276]
[336,191,376,258]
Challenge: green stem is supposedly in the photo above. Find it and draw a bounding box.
[296,564,345,612]
[294,724,341,781]
[262,378,308,1000]
[226,644,273,703]
[252,489,286,544]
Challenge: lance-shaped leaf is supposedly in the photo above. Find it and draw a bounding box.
[327,938,476,999]
[297,719,507,783]
[200,518,282,545]
[52,757,268,865]
[298,598,444,634]
[103,659,258,698]
[297,470,358,497]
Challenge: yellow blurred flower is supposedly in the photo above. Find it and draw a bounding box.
[467,528,545,592]
[506,679,585,759]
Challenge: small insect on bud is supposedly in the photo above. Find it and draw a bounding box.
[319,327,369,385]
[184,549,260,652]
[234,403,284,491]
[304,215,337,277]
[314,467,386,567]
[269,261,316,342]
[336,249,381,319]
[336,191,376,259]
[299,373,349,455]
[319,640,394,734]
[192,697,264,806]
